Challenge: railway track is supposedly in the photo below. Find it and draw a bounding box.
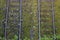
[4,0,22,40]
[0,0,56,40]
[37,0,56,40]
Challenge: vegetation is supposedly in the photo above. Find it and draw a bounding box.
[0,0,60,40]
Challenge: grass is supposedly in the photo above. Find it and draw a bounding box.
[0,35,60,40]
[0,0,60,40]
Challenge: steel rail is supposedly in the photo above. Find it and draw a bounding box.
[37,0,41,40]
[4,0,10,40]
[18,0,22,40]
[51,0,56,40]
